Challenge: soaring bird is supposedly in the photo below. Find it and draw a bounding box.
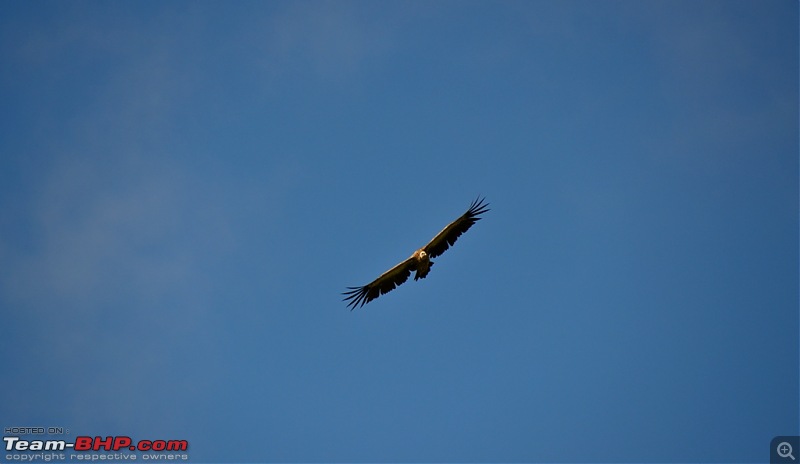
[343,197,489,309]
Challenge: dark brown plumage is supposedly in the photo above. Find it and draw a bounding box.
[343,197,489,309]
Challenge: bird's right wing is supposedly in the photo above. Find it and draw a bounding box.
[342,255,417,309]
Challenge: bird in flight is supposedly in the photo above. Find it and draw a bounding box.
[343,197,489,309]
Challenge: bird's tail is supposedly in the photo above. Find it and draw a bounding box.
[414,261,434,280]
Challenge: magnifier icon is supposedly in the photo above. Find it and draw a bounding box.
[778,442,796,460]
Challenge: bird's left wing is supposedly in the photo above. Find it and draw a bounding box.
[422,197,489,259]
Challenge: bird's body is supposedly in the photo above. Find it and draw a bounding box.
[411,249,431,280]
[343,197,489,309]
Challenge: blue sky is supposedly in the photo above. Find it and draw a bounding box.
[1,1,797,463]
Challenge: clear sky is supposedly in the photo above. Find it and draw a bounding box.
[1,1,797,463]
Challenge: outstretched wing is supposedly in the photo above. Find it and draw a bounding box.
[342,256,417,310]
[422,197,489,259]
